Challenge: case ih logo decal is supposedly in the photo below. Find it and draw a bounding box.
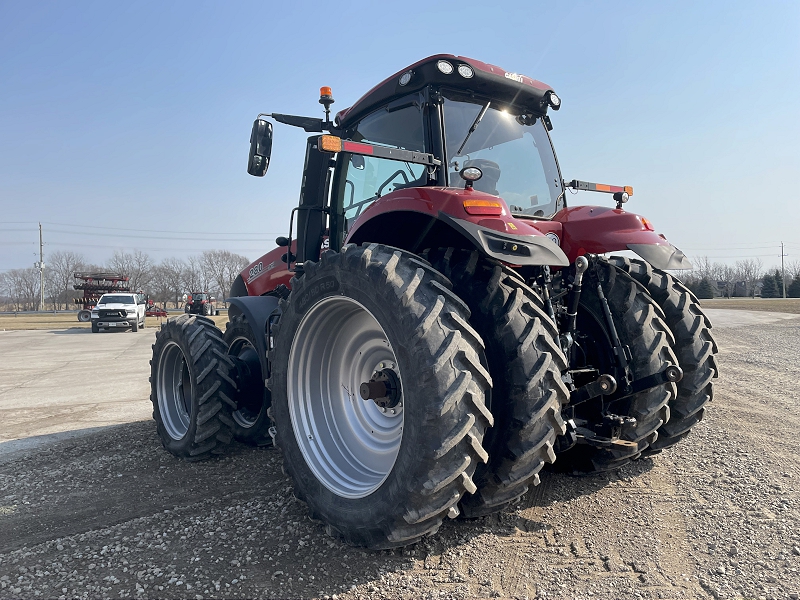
[504,72,523,83]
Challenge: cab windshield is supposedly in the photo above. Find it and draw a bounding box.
[99,295,134,304]
[442,91,564,218]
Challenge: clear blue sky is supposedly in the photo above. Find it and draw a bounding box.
[1,0,798,272]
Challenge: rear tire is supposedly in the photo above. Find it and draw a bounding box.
[556,258,678,473]
[425,248,568,517]
[150,314,236,460]
[224,315,273,446]
[608,256,718,451]
[269,244,492,548]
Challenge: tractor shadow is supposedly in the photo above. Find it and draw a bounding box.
[1,420,657,599]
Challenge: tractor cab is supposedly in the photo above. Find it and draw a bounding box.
[247,54,570,274]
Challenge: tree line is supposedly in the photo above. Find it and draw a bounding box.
[0,249,250,312]
[4,250,800,312]
[681,257,800,299]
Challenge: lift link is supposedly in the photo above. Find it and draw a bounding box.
[589,256,634,391]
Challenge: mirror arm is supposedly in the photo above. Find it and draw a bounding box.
[259,113,340,134]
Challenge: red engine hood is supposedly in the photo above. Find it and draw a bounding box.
[551,205,688,267]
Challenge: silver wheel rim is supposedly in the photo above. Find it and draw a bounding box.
[157,341,192,440]
[229,335,260,428]
[288,296,404,499]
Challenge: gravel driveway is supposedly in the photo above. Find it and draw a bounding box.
[1,315,799,599]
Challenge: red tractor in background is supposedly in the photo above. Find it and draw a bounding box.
[183,291,218,316]
[150,55,717,549]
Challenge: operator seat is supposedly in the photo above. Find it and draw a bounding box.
[463,159,501,196]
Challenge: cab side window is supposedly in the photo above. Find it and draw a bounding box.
[340,94,427,227]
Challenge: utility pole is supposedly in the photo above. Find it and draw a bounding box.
[781,241,787,299]
[35,222,45,310]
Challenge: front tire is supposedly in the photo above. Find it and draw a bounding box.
[224,315,273,446]
[426,248,568,517]
[608,257,718,451]
[91,322,99,333]
[269,244,492,548]
[78,310,91,322]
[150,314,236,460]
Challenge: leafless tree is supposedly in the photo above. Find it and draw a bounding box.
[718,264,737,298]
[201,250,250,300]
[150,257,186,308]
[3,267,41,311]
[181,255,212,297]
[106,250,154,291]
[786,259,800,281]
[47,250,86,310]
[735,258,763,298]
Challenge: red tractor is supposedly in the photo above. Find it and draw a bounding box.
[150,55,717,548]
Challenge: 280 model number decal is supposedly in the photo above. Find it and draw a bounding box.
[247,262,264,283]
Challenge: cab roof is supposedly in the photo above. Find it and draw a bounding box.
[335,54,555,129]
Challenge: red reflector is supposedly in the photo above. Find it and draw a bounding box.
[463,199,503,216]
[342,141,374,155]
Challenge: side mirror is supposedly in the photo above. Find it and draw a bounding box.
[247,118,273,177]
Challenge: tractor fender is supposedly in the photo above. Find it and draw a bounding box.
[553,205,692,269]
[227,295,281,385]
[626,243,692,270]
[436,212,568,266]
[344,187,568,266]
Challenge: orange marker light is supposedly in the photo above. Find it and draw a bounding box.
[463,199,503,216]
[624,185,634,196]
[641,217,654,231]
[319,135,343,153]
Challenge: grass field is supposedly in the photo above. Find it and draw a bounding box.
[0,312,230,331]
[699,297,800,314]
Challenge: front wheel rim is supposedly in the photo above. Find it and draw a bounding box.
[288,296,404,499]
[157,341,192,440]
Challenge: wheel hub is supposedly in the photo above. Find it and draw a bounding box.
[359,365,402,410]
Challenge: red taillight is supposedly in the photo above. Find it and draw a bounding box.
[342,140,374,155]
[463,199,503,216]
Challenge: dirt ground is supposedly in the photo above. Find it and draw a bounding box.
[1,316,799,599]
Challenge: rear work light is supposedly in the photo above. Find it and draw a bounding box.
[463,199,503,216]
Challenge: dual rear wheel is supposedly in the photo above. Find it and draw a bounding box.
[149,246,714,548]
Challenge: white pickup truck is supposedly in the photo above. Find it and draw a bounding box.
[90,293,146,333]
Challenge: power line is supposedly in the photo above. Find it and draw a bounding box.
[45,229,277,242]
[0,220,287,236]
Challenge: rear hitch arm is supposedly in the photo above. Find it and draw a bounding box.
[607,364,683,402]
